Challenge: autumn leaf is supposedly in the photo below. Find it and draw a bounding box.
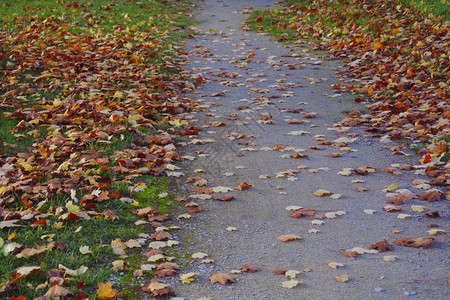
[313,189,331,197]
[209,273,236,284]
[281,280,302,288]
[44,285,73,299]
[335,274,349,283]
[240,264,260,273]
[394,237,434,248]
[278,234,302,242]
[369,240,393,252]
[180,272,199,283]
[234,182,252,190]
[96,281,117,299]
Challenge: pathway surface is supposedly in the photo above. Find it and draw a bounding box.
[163,0,448,299]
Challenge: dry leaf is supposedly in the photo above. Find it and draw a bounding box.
[281,280,302,288]
[335,274,349,282]
[394,237,434,248]
[278,234,302,242]
[240,264,260,273]
[209,273,236,284]
[96,281,117,299]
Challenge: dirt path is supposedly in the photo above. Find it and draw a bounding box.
[163,0,448,299]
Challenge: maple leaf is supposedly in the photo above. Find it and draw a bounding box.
[419,189,443,202]
[150,230,173,241]
[180,272,199,283]
[343,251,359,258]
[281,280,302,288]
[234,182,252,190]
[369,240,393,252]
[209,273,236,284]
[212,195,235,201]
[394,237,434,248]
[289,208,315,218]
[96,282,117,299]
[142,281,175,297]
[313,189,331,197]
[43,285,73,299]
[278,234,302,242]
[335,275,349,283]
[240,264,260,273]
[156,262,180,271]
[154,268,177,278]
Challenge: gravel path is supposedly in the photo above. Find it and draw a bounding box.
[162,0,448,299]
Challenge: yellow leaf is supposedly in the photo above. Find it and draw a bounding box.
[8,232,16,241]
[79,245,92,254]
[411,205,425,212]
[335,274,349,282]
[281,280,302,288]
[427,229,445,235]
[386,183,398,191]
[373,40,383,50]
[97,281,117,299]
[180,272,199,283]
[66,201,80,213]
[59,264,88,276]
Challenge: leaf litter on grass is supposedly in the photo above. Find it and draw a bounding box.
[0,0,198,298]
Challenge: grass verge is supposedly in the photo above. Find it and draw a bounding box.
[0,0,196,298]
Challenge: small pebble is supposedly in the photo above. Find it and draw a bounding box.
[374,287,384,293]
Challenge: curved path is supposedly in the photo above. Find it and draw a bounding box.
[164,1,448,299]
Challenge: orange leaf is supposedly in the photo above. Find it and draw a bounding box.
[96,281,117,299]
[373,40,383,50]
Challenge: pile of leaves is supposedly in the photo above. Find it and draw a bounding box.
[0,0,198,298]
[249,0,449,167]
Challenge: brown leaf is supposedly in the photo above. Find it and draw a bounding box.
[156,262,180,271]
[424,211,440,218]
[234,182,252,190]
[240,264,260,273]
[289,208,315,218]
[394,237,434,248]
[273,269,288,275]
[209,273,236,284]
[419,189,442,202]
[150,231,173,241]
[278,234,302,242]
[343,251,359,258]
[212,195,235,201]
[369,240,393,252]
[291,153,308,158]
[44,285,73,299]
[103,209,120,221]
[387,194,408,205]
[154,268,177,278]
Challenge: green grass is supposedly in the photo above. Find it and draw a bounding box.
[0,176,169,297]
[400,0,449,20]
[0,0,194,298]
[0,0,195,38]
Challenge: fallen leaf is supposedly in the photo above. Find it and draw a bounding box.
[240,264,260,273]
[285,270,301,278]
[314,189,332,197]
[281,280,302,288]
[369,240,393,252]
[96,281,117,299]
[278,234,302,242]
[328,262,344,269]
[209,273,236,284]
[383,255,398,262]
[234,182,252,190]
[335,274,349,282]
[394,237,434,248]
[180,272,199,283]
[192,252,208,259]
